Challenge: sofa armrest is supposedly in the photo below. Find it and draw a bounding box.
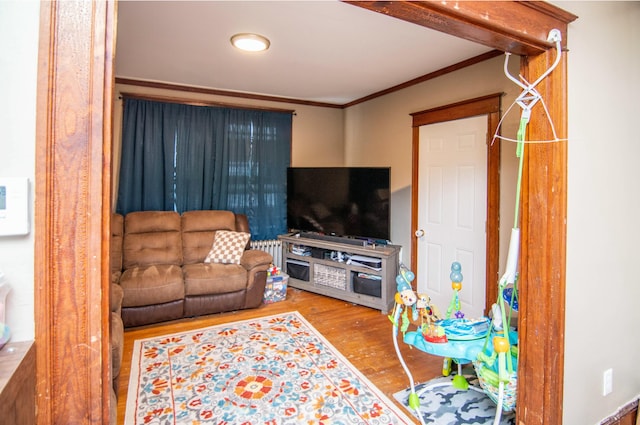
[240,249,273,270]
[240,251,271,309]
[110,282,124,315]
[235,214,251,234]
[110,311,124,396]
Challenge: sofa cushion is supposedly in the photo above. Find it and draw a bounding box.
[204,230,250,265]
[120,264,184,307]
[182,230,215,265]
[110,281,124,315]
[182,210,236,231]
[181,210,239,264]
[123,211,183,268]
[182,263,248,296]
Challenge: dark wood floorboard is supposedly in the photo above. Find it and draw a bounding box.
[116,288,446,424]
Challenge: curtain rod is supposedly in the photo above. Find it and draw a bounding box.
[119,92,296,115]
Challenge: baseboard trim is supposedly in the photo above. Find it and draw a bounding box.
[600,397,639,425]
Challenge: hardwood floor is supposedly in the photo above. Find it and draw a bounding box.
[117,288,640,425]
[116,288,445,424]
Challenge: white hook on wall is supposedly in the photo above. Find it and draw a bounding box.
[505,29,562,92]
[493,28,566,145]
[504,29,563,116]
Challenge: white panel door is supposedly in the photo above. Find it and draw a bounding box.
[416,115,487,319]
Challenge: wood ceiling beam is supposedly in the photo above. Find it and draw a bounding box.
[344,1,577,55]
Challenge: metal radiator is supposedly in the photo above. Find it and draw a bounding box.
[250,239,282,269]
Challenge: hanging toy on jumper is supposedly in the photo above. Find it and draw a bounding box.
[432,262,490,343]
[389,266,418,335]
[416,292,441,328]
[395,267,417,307]
[446,262,465,319]
[418,291,446,343]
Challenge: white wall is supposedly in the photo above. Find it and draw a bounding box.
[0,1,39,342]
[557,1,640,423]
[344,55,520,268]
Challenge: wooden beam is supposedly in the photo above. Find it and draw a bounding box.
[345,1,577,55]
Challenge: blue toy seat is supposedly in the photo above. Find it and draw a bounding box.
[404,330,487,364]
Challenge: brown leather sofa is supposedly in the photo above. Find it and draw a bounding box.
[113,210,273,328]
[110,213,125,424]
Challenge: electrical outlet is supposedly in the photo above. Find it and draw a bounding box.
[603,368,613,396]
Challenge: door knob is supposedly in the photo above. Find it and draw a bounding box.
[415,229,425,238]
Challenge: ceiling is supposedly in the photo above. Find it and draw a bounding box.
[115,1,493,105]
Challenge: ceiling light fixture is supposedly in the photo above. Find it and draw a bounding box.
[230,33,270,52]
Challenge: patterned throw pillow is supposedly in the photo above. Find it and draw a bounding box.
[205,230,250,264]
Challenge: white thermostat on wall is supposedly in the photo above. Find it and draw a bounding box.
[0,177,30,236]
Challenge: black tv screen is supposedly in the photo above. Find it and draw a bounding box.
[287,167,390,242]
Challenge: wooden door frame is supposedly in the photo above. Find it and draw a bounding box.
[35,1,116,423]
[410,93,502,316]
[35,1,575,424]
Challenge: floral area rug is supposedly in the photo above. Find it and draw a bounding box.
[393,375,516,425]
[125,311,415,424]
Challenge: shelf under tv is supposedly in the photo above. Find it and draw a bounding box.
[278,233,400,313]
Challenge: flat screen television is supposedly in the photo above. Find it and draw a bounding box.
[287,167,390,242]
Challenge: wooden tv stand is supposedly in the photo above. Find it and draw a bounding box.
[278,234,400,313]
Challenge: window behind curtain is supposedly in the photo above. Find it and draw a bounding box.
[117,98,292,240]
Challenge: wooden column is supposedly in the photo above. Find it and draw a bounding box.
[35,1,115,423]
[517,49,568,425]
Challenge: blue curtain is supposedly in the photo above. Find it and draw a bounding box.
[117,98,291,240]
[117,99,179,212]
[173,103,224,212]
